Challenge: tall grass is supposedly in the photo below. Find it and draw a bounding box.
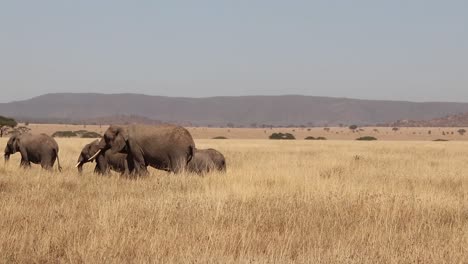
[0,138,467,263]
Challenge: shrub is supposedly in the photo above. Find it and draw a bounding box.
[433,139,449,141]
[305,136,327,140]
[269,133,295,140]
[81,131,102,138]
[212,136,228,139]
[356,136,377,141]
[0,115,17,137]
[52,131,78,138]
[349,125,358,130]
[458,129,466,135]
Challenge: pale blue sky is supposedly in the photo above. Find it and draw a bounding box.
[1,0,467,102]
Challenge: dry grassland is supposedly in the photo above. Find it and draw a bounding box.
[0,138,467,263]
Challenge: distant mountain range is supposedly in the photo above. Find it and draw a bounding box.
[2,93,468,127]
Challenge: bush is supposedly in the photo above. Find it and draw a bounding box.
[356,136,377,141]
[212,136,228,139]
[81,131,102,138]
[433,139,449,142]
[52,131,78,138]
[269,133,295,140]
[349,125,358,130]
[305,136,327,140]
[458,129,466,135]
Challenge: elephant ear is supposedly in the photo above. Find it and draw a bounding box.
[111,127,129,154]
[12,135,20,152]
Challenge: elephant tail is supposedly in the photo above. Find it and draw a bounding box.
[55,149,62,172]
[187,144,195,164]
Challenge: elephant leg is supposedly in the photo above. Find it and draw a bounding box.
[96,155,109,175]
[20,159,31,169]
[41,156,54,171]
[129,151,148,176]
[170,155,187,174]
[93,164,103,175]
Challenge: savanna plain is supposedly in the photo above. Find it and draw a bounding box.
[0,137,467,263]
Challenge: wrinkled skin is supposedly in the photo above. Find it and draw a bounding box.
[187,148,226,175]
[96,124,195,175]
[4,133,62,171]
[76,140,132,175]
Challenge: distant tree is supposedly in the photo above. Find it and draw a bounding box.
[356,136,377,141]
[269,133,295,140]
[227,122,235,128]
[348,125,358,131]
[250,123,258,128]
[9,126,31,136]
[392,127,399,132]
[0,116,18,137]
[457,129,466,135]
[324,127,330,132]
[428,130,432,135]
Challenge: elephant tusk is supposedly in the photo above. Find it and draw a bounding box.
[88,149,102,161]
[75,162,82,168]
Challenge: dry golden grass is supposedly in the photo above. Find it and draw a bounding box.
[0,138,467,263]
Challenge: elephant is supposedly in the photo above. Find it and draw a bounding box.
[187,148,226,174]
[75,139,132,175]
[90,124,195,175]
[4,133,62,171]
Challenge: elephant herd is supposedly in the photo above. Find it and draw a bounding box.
[3,124,226,176]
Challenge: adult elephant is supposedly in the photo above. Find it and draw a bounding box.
[90,124,195,175]
[76,139,132,175]
[4,133,62,171]
[187,148,226,175]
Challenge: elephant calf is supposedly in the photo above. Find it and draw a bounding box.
[4,133,62,171]
[187,148,226,175]
[76,140,132,175]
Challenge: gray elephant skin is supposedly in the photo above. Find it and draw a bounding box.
[76,139,132,175]
[187,148,226,174]
[4,133,62,171]
[91,124,195,175]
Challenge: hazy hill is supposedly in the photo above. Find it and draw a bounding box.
[385,112,468,127]
[2,93,468,126]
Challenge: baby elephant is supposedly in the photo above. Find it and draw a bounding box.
[4,133,62,171]
[187,148,226,174]
[76,140,132,175]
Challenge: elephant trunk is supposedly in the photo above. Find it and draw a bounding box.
[76,163,84,173]
[76,156,85,173]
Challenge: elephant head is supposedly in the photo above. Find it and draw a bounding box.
[89,126,128,161]
[76,140,100,172]
[4,134,20,162]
